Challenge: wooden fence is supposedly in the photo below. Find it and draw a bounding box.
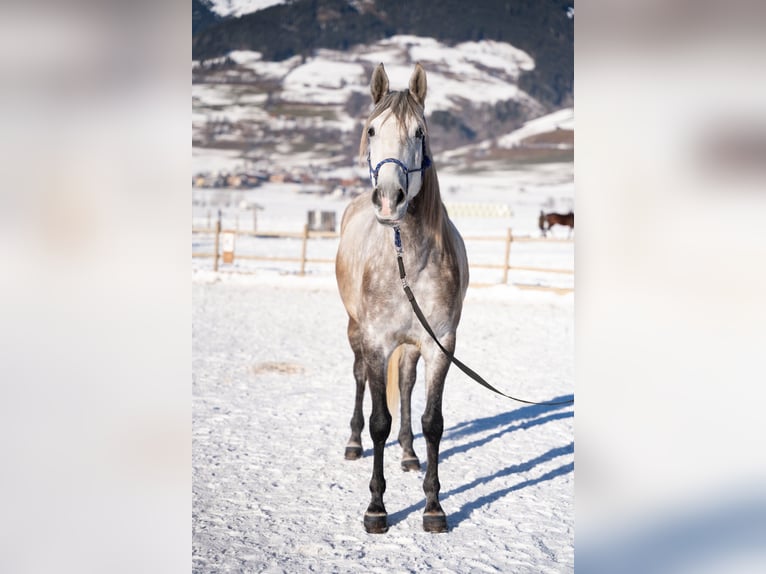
[461,229,573,288]
[192,220,573,293]
[192,222,336,275]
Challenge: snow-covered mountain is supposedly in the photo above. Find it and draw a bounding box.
[192,0,573,110]
[192,34,575,178]
[191,0,573,184]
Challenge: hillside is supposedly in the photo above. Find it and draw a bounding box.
[192,0,222,36]
[192,34,577,181]
[192,0,573,109]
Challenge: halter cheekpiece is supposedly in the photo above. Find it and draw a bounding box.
[367,137,432,192]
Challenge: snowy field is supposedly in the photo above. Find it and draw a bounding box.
[192,126,575,571]
[192,272,573,572]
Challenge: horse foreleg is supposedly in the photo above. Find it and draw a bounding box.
[344,348,366,460]
[364,351,392,534]
[398,346,421,471]
[345,320,366,460]
[421,343,452,533]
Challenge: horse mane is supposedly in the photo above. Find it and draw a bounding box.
[358,90,456,262]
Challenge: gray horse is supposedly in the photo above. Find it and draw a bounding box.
[335,63,469,534]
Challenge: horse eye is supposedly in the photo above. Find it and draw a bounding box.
[415,127,424,139]
[367,127,375,137]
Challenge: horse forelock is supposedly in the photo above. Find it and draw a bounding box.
[358,91,427,164]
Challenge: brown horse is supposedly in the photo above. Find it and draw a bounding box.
[539,210,574,238]
[335,63,469,534]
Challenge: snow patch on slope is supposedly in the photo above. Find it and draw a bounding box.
[357,35,536,111]
[498,108,574,148]
[206,0,286,18]
[282,59,367,104]
[228,50,302,78]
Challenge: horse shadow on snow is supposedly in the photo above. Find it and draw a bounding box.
[376,395,574,529]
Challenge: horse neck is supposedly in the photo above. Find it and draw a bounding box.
[402,166,453,260]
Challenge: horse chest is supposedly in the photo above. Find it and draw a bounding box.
[360,261,454,343]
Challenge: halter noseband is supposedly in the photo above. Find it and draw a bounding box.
[367,137,432,192]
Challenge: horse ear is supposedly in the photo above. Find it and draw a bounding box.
[370,63,389,104]
[409,63,427,105]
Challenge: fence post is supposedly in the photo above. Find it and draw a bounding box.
[299,223,309,276]
[502,227,513,284]
[213,210,221,271]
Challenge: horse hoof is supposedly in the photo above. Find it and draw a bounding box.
[363,512,388,534]
[344,445,363,460]
[401,457,421,472]
[423,513,448,533]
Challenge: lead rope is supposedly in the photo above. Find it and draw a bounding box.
[393,225,574,407]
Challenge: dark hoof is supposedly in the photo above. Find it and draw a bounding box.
[423,513,448,533]
[363,512,388,534]
[344,445,363,460]
[401,457,421,472]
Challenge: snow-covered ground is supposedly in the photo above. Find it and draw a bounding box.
[192,273,573,572]
[192,160,574,573]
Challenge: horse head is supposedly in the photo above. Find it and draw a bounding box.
[362,63,431,225]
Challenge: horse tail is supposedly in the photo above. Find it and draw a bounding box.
[386,345,403,423]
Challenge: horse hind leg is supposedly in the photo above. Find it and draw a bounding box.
[345,320,365,460]
[396,345,421,471]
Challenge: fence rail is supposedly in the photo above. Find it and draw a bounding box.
[192,218,573,292]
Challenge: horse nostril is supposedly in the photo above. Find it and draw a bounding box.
[396,189,405,206]
[372,188,380,206]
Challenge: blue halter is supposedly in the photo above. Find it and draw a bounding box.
[367,138,432,192]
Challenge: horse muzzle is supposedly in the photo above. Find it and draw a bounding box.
[372,187,408,224]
